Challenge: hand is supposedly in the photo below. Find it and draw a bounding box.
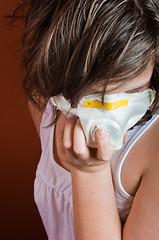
[54,111,128,173]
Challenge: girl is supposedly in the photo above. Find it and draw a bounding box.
[13,0,159,239]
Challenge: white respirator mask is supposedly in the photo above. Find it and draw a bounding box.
[51,88,156,150]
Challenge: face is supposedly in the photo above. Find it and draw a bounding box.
[91,62,154,95]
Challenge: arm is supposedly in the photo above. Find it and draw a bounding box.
[123,140,159,239]
[55,113,122,240]
[70,165,122,240]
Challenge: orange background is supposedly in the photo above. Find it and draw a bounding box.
[0,1,47,239]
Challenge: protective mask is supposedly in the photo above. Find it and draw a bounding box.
[51,88,156,150]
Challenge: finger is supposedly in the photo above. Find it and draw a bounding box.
[55,112,77,167]
[96,128,115,161]
[54,112,67,159]
[56,111,67,138]
[63,116,77,151]
[73,119,90,160]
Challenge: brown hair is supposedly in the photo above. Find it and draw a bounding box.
[11,0,159,125]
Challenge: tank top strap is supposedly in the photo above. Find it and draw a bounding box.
[40,98,57,151]
[112,113,159,198]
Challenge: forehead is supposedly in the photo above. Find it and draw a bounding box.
[93,62,154,93]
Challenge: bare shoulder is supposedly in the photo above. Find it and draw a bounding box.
[143,116,159,168]
[123,116,159,240]
[121,115,159,196]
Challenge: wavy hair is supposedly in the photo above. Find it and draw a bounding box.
[11,0,159,125]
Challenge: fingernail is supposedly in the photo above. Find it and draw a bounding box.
[97,128,105,137]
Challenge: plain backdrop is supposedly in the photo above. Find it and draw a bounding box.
[0,1,47,239]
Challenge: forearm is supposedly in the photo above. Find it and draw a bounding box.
[70,163,122,240]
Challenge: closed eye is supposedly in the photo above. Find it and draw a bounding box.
[125,88,143,94]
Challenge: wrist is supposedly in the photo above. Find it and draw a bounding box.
[69,161,111,175]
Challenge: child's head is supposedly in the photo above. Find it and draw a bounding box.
[14,0,159,123]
